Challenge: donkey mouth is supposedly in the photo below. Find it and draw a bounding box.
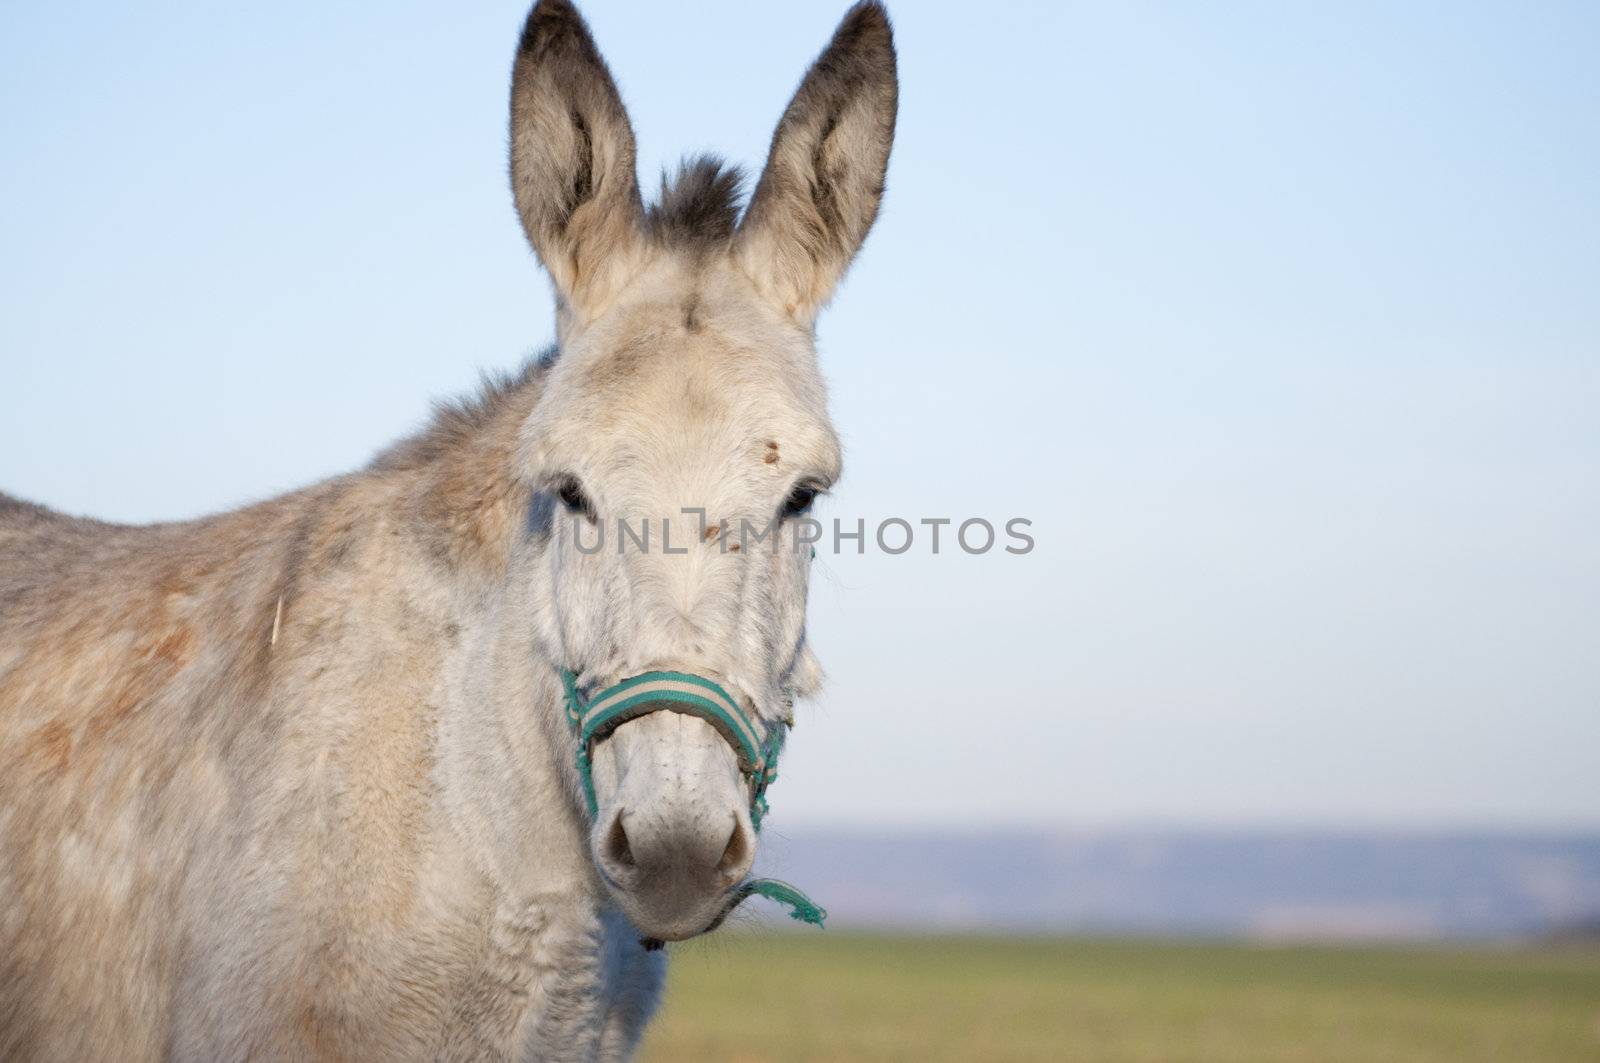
[603,879,744,942]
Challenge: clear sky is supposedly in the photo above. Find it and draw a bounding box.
[3,1,1596,829]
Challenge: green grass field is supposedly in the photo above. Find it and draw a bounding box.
[640,934,1600,1062]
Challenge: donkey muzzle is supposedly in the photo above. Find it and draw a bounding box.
[590,709,756,939]
[563,669,820,940]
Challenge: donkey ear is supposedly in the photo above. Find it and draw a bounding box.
[736,3,898,323]
[510,0,645,319]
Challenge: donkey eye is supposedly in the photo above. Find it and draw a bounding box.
[782,484,820,518]
[555,476,595,521]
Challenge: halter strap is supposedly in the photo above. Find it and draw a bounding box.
[559,667,823,929]
[561,669,787,830]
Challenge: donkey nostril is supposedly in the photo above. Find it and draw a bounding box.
[716,821,752,877]
[604,815,635,869]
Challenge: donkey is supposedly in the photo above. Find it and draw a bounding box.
[0,2,895,1058]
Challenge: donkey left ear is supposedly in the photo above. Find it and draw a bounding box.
[736,3,898,324]
[510,0,645,321]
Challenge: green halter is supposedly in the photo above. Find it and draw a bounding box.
[560,668,825,929]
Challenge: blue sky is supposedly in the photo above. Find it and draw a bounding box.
[3,1,1596,828]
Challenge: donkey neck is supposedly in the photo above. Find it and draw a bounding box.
[373,356,602,899]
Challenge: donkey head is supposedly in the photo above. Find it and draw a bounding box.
[509,1,896,940]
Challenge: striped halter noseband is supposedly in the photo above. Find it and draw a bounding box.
[559,668,825,930]
[560,669,786,828]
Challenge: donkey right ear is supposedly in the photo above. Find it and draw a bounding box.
[510,0,645,321]
[736,3,898,324]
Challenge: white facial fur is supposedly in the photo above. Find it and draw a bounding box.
[503,0,894,945]
[521,253,837,936]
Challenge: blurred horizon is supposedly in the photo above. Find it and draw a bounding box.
[3,1,1597,831]
[748,823,1600,942]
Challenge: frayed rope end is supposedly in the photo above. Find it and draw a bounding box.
[736,878,827,928]
[699,876,827,938]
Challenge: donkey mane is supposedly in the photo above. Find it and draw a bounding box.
[370,355,552,474]
[645,155,745,251]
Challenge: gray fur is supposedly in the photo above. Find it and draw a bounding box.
[510,0,645,321]
[0,1,896,1058]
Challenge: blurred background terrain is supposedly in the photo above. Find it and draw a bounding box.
[748,828,1600,941]
[634,829,1600,1059]
[642,934,1600,1062]
[3,0,1597,1057]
